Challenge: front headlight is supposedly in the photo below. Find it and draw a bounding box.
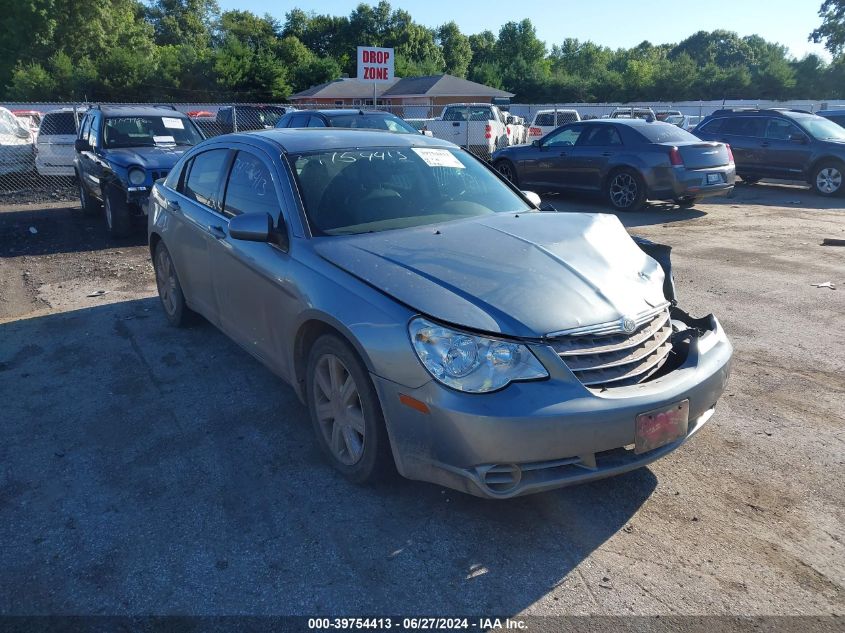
[409,317,548,393]
[127,167,146,185]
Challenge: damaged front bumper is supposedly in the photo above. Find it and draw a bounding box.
[373,308,732,499]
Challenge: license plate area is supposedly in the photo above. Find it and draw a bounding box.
[635,400,690,454]
[706,173,721,184]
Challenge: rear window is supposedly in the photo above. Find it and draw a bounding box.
[328,114,417,134]
[40,112,77,135]
[722,117,766,137]
[534,112,578,127]
[442,107,495,122]
[634,123,699,144]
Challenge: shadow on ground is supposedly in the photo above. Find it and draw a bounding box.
[0,298,655,615]
[0,203,146,258]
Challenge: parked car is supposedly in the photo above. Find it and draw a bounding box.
[610,107,656,120]
[694,108,845,196]
[0,106,35,176]
[505,113,528,145]
[656,109,683,121]
[12,110,42,142]
[528,109,581,140]
[186,110,214,119]
[216,105,292,133]
[427,103,511,158]
[816,108,845,129]
[664,114,701,132]
[493,119,735,211]
[147,128,733,498]
[75,105,205,237]
[275,109,420,134]
[35,108,85,177]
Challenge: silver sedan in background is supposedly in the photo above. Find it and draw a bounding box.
[493,119,735,211]
[148,129,732,498]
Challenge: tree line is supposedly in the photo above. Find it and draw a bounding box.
[2,0,844,103]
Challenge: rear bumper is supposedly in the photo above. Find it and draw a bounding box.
[373,315,733,499]
[650,165,736,201]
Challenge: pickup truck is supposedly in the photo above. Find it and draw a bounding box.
[423,103,511,159]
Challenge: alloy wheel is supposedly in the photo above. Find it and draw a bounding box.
[497,162,514,182]
[610,173,638,208]
[816,167,842,194]
[313,354,366,466]
[155,248,178,317]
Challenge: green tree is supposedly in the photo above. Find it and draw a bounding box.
[437,22,472,77]
[810,0,845,56]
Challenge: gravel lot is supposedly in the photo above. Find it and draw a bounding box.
[0,182,843,619]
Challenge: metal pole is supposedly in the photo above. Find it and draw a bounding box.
[373,82,376,108]
[233,105,237,133]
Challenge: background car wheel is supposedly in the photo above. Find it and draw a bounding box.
[153,241,194,327]
[78,176,100,216]
[103,183,132,238]
[674,196,697,209]
[495,159,518,186]
[306,334,394,485]
[812,162,843,197]
[739,175,761,184]
[606,168,646,212]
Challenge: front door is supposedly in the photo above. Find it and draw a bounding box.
[762,118,814,179]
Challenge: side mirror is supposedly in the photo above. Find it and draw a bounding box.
[422,130,433,137]
[74,138,91,152]
[531,139,540,148]
[229,212,273,243]
[521,190,542,207]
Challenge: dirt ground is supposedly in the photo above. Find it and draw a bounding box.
[0,181,843,619]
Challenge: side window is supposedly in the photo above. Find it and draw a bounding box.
[182,149,229,209]
[699,118,724,134]
[580,125,623,146]
[307,116,327,128]
[765,118,801,141]
[288,114,309,127]
[79,115,92,140]
[722,117,765,137]
[222,151,279,218]
[87,114,100,148]
[544,124,585,147]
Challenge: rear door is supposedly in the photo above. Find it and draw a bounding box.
[210,147,299,378]
[762,117,813,179]
[167,148,231,321]
[570,124,624,190]
[719,116,767,175]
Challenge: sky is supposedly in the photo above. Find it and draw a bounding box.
[218,0,829,60]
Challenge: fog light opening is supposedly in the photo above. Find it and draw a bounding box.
[481,463,522,494]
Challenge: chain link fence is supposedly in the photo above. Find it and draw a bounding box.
[0,99,837,204]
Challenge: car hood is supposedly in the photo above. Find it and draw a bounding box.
[313,212,668,338]
[102,146,191,169]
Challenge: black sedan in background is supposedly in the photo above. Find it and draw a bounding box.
[493,119,735,211]
[276,109,420,134]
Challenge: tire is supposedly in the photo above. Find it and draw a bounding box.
[606,168,646,212]
[495,159,519,186]
[739,175,761,184]
[103,183,132,238]
[78,175,100,216]
[153,241,194,327]
[305,334,394,484]
[674,196,697,209]
[811,161,844,197]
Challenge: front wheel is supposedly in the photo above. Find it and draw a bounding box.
[606,169,646,211]
[812,162,843,197]
[103,183,132,238]
[494,159,519,186]
[306,335,394,484]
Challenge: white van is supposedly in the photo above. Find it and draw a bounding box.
[36,108,84,177]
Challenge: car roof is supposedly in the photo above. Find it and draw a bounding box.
[213,128,456,153]
[92,105,189,118]
[707,108,815,120]
[817,109,845,115]
[294,109,399,117]
[534,109,578,114]
[583,118,666,127]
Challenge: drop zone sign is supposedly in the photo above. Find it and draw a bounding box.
[357,46,394,82]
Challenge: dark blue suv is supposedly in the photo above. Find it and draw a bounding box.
[74,105,205,237]
[694,108,845,197]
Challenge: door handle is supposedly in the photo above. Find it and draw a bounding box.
[602,152,614,157]
[761,142,770,147]
[167,200,180,211]
[559,151,568,157]
[209,225,226,239]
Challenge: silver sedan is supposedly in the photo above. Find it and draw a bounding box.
[148,129,732,498]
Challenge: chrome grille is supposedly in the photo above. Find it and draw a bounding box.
[550,308,673,389]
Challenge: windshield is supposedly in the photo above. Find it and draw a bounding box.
[290,147,532,236]
[103,116,203,148]
[636,123,699,144]
[797,116,845,141]
[329,114,418,134]
[442,107,495,121]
